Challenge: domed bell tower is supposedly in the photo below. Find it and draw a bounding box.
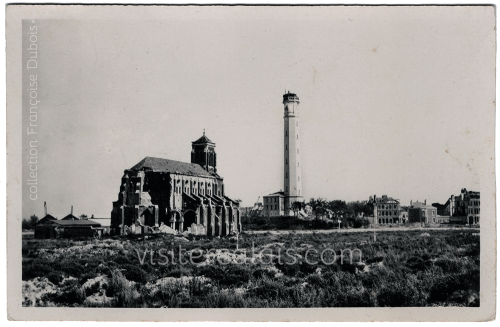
[191,130,217,173]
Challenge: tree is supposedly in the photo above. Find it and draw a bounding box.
[327,200,347,213]
[291,201,305,217]
[327,200,349,223]
[21,215,39,229]
[308,198,327,219]
[363,203,374,216]
[79,214,88,220]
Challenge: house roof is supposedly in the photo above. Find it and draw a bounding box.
[369,195,399,204]
[264,191,285,197]
[192,134,214,145]
[130,156,217,178]
[62,214,79,220]
[43,219,102,227]
[39,214,57,223]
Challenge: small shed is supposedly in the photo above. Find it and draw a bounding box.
[35,219,102,239]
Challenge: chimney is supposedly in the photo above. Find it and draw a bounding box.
[410,200,413,206]
[44,202,47,216]
[424,199,426,205]
[71,205,73,215]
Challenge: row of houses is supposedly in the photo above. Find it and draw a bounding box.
[366,188,480,225]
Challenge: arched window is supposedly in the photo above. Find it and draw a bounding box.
[298,176,300,181]
[297,135,299,139]
[297,149,299,154]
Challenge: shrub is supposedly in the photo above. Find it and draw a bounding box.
[336,287,372,307]
[203,291,246,308]
[434,258,462,273]
[252,267,278,279]
[84,280,102,297]
[405,256,432,272]
[165,266,193,278]
[352,218,363,228]
[23,260,54,280]
[248,276,288,301]
[46,271,64,285]
[50,285,86,306]
[56,260,86,277]
[376,285,417,306]
[306,274,325,287]
[122,264,148,284]
[428,276,460,303]
[197,265,251,287]
[79,270,100,285]
[107,270,140,307]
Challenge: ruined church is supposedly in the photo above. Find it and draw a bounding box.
[110,132,241,235]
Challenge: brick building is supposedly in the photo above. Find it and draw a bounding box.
[110,132,241,235]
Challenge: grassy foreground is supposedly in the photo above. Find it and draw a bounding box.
[22,229,479,307]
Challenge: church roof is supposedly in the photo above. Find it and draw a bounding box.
[192,134,214,145]
[130,156,216,178]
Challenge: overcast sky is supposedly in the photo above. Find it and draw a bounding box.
[22,6,495,218]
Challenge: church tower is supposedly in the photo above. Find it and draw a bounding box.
[283,91,303,212]
[191,130,217,173]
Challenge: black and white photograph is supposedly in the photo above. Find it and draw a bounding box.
[6,4,496,321]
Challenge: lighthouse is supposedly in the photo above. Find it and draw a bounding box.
[283,91,303,213]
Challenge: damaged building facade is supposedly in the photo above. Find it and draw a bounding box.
[367,194,402,224]
[111,133,242,235]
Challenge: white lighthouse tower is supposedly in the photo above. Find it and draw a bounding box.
[283,91,303,213]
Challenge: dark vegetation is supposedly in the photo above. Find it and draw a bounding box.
[243,215,369,231]
[22,229,480,308]
[22,215,39,230]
